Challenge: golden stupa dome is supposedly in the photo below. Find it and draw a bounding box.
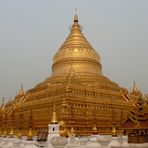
[52,15,102,77]
[33,14,121,93]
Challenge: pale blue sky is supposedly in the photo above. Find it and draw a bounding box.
[0,0,148,101]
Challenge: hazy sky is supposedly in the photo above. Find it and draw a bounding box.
[0,0,148,101]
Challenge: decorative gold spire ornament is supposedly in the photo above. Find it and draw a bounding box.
[27,127,33,140]
[50,105,58,124]
[1,97,5,113]
[18,84,25,95]
[2,97,4,104]
[70,127,75,136]
[74,14,78,22]
[112,126,117,137]
[132,81,140,93]
[92,124,97,134]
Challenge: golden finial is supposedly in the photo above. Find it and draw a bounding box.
[50,104,58,124]
[70,127,75,136]
[1,97,5,113]
[92,124,97,134]
[74,14,78,22]
[132,81,140,92]
[112,126,117,137]
[1,97,5,106]
[18,84,25,95]
[74,8,78,22]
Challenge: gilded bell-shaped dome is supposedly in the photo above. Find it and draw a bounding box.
[52,15,102,77]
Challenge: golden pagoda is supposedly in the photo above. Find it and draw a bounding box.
[2,15,148,142]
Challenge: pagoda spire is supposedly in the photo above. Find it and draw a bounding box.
[92,124,97,134]
[2,97,5,105]
[70,127,75,136]
[132,81,140,92]
[74,7,78,22]
[50,105,58,124]
[18,84,25,95]
[59,14,94,50]
[74,14,78,22]
[112,126,117,137]
[1,97,5,113]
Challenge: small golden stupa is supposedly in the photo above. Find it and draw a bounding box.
[50,105,58,124]
[70,127,75,136]
[27,127,33,140]
[92,124,97,134]
[112,126,117,137]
